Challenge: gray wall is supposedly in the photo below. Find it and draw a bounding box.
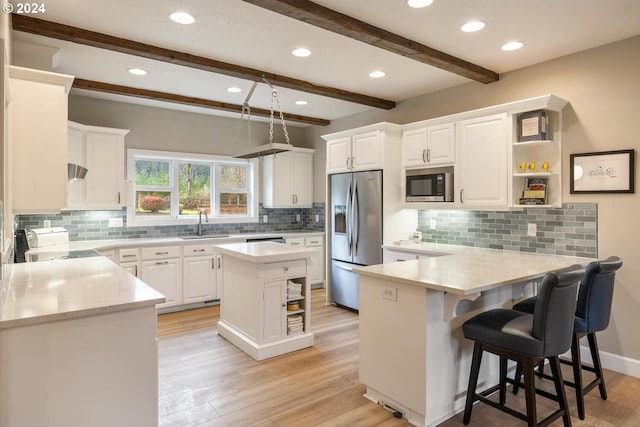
[305,35,640,364]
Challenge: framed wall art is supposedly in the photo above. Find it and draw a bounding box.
[570,149,635,194]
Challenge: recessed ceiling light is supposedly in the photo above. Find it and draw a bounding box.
[407,0,434,8]
[128,68,147,76]
[369,70,386,78]
[169,11,195,25]
[295,100,308,105]
[461,21,485,33]
[227,87,242,93]
[292,48,311,57]
[501,41,524,51]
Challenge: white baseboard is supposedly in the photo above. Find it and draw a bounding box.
[576,345,640,379]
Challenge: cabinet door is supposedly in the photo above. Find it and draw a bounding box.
[141,259,181,308]
[456,114,508,208]
[66,125,85,209]
[352,131,381,171]
[120,261,140,278]
[326,137,351,174]
[183,256,217,303]
[271,152,295,206]
[263,280,286,343]
[84,131,124,209]
[291,152,313,206]
[427,123,455,165]
[402,128,428,167]
[305,236,324,284]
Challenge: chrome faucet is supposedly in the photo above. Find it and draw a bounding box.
[197,208,209,236]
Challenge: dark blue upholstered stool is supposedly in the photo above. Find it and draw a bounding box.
[462,265,585,427]
[512,256,623,420]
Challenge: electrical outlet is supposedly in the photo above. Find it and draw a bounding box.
[296,214,301,222]
[382,286,397,301]
[108,218,124,228]
[315,214,319,222]
[527,223,537,237]
[43,220,51,228]
[263,215,268,223]
[430,219,436,230]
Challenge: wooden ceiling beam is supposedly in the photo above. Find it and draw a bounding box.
[72,78,331,126]
[241,0,499,84]
[11,14,395,110]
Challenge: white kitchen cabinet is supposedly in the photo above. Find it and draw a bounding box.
[117,247,141,277]
[285,235,324,287]
[182,244,222,303]
[66,121,129,210]
[456,113,508,209]
[326,130,383,173]
[402,123,455,168]
[141,246,182,309]
[98,249,116,263]
[261,148,313,208]
[9,66,73,214]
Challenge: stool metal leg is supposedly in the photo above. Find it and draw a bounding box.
[463,342,483,425]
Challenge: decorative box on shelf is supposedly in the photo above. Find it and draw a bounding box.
[517,110,549,142]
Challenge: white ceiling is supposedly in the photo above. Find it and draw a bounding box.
[11,0,640,126]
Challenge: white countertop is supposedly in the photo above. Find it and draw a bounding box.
[355,242,593,295]
[215,241,319,263]
[0,257,165,329]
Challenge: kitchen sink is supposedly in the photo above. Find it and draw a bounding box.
[179,234,230,240]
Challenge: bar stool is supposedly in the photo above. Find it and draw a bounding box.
[512,256,623,420]
[462,265,585,427]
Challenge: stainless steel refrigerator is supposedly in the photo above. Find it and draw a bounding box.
[329,170,382,311]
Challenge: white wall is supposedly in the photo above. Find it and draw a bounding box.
[305,35,640,366]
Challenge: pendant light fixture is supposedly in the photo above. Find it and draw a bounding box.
[232,78,293,159]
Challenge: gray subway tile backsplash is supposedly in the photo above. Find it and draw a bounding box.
[417,203,597,258]
[17,202,596,258]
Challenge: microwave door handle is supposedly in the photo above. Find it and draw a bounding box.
[353,179,359,256]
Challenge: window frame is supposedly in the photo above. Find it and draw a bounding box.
[127,149,258,227]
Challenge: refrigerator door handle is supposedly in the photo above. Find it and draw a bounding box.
[353,179,359,256]
[346,178,353,256]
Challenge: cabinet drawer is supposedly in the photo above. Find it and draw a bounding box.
[141,246,181,260]
[285,237,305,247]
[305,236,324,247]
[182,244,215,257]
[264,260,306,281]
[118,248,140,262]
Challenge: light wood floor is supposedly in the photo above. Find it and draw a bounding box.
[158,289,640,427]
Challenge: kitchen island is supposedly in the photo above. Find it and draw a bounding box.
[214,241,318,361]
[0,256,165,427]
[355,242,592,427]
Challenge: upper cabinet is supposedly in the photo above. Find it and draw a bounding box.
[9,66,74,214]
[325,130,384,174]
[402,123,455,168]
[66,121,129,210]
[261,148,314,208]
[456,113,508,209]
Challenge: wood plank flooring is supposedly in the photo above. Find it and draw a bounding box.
[158,289,640,426]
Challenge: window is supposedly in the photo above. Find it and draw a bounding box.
[127,149,258,226]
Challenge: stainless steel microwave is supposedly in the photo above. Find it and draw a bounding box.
[405,171,453,202]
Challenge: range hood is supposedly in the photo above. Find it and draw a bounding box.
[232,79,293,159]
[68,163,88,181]
[232,142,292,159]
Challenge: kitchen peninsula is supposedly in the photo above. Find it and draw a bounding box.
[0,256,165,427]
[355,242,592,427]
[214,241,318,361]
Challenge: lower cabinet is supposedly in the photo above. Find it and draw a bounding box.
[140,246,182,309]
[285,234,325,287]
[182,244,222,304]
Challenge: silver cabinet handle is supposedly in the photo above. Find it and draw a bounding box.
[155,261,169,265]
[426,148,431,162]
[422,149,427,163]
[117,192,121,204]
[134,265,138,276]
[155,251,169,255]
[460,189,464,203]
[193,249,205,252]
[211,258,215,269]
[284,266,289,272]
[122,254,136,258]
[217,257,221,269]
